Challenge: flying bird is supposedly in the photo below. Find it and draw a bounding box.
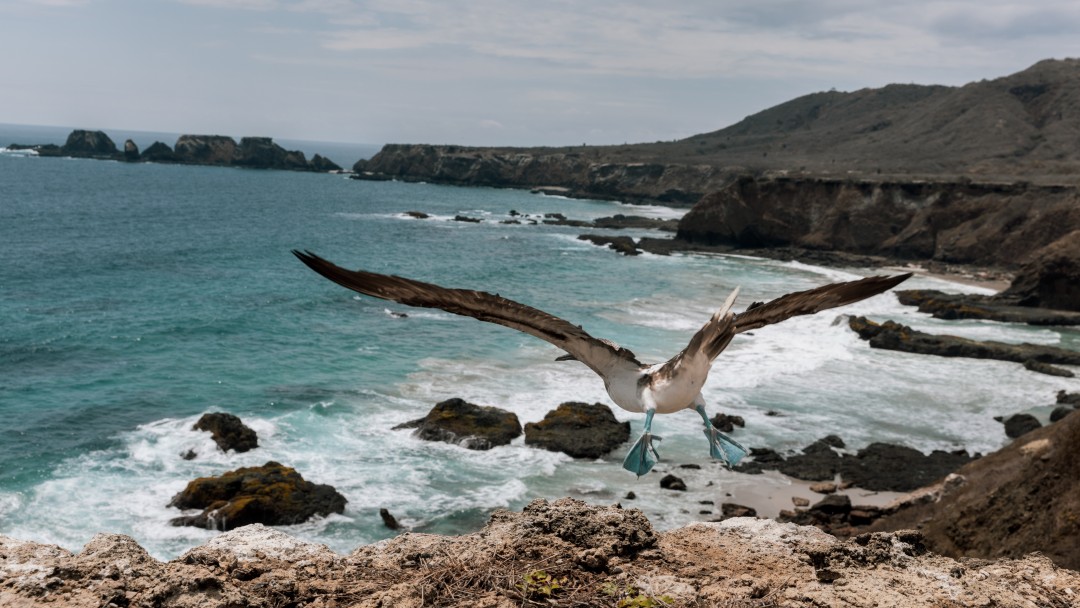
[293,250,910,475]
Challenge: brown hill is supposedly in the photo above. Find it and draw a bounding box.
[642,58,1080,178]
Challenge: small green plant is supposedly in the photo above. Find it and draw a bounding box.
[519,570,567,599]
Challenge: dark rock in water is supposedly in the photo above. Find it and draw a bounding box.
[174,134,237,165]
[309,153,342,172]
[1023,359,1075,377]
[61,129,118,158]
[1001,230,1080,312]
[719,503,757,520]
[839,443,974,492]
[234,137,308,170]
[660,474,687,491]
[578,234,640,256]
[123,139,139,162]
[524,402,630,458]
[193,412,258,453]
[141,141,177,162]
[777,437,844,481]
[709,412,745,433]
[734,447,785,474]
[679,463,701,470]
[379,508,401,530]
[453,215,482,223]
[399,398,521,450]
[624,491,636,500]
[1050,407,1075,423]
[1001,413,1041,438]
[848,316,1080,366]
[168,461,346,530]
[1058,390,1080,405]
[404,210,430,219]
[592,214,680,232]
[737,436,972,492]
[896,290,1080,325]
[181,449,197,461]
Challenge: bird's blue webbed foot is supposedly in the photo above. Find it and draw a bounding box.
[695,404,747,467]
[623,409,661,476]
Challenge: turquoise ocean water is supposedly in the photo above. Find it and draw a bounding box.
[2,127,1077,559]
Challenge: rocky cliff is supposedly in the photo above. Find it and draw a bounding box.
[676,176,1079,265]
[3,500,1077,607]
[354,144,738,205]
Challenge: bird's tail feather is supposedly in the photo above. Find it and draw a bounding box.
[702,287,739,361]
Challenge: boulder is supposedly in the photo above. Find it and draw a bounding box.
[838,443,974,492]
[309,153,342,172]
[123,139,139,162]
[141,141,177,162]
[777,436,844,481]
[395,398,521,450]
[660,474,687,491]
[1059,390,1080,405]
[523,402,629,458]
[718,503,757,520]
[1022,359,1074,377]
[234,136,309,170]
[1002,230,1080,312]
[60,129,118,158]
[452,215,482,223]
[379,508,401,530]
[577,234,640,256]
[709,412,745,433]
[193,412,258,453]
[1050,407,1074,423]
[736,435,973,492]
[168,461,346,530]
[404,211,430,219]
[1000,413,1041,438]
[173,134,238,165]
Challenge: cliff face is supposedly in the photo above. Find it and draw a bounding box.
[354,144,737,205]
[677,176,1080,268]
[3,500,1077,608]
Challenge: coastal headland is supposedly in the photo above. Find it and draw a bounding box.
[353,59,1080,312]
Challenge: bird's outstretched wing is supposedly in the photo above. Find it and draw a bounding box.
[657,272,912,376]
[733,273,912,335]
[292,250,644,378]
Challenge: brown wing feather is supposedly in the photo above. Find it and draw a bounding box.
[657,272,912,380]
[292,250,643,377]
[733,273,912,334]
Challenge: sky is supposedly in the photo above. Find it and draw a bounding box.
[2,0,1079,146]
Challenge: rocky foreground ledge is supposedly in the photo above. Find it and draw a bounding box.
[3,499,1077,608]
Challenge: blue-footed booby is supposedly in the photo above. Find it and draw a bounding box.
[293,250,910,475]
